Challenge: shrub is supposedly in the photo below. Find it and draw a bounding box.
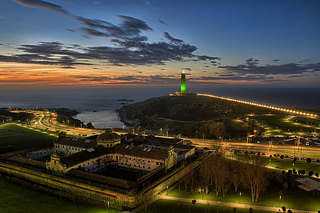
[280,155,284,159]
[308,171,314,177]
[282,206,286,212]
[301,170,305,175]
[306,158,312,163]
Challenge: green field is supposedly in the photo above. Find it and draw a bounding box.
[0,176,117,213]
[0,123,57,151]
[0,124,114,212]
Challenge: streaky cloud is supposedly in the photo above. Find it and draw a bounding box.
[164,32,183,43]
[14,0,70,15]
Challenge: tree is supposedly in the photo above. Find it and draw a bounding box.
[199,155,212,195]
[308,171,314,177]
[282,182,288,192]
[229,160,243,192]
[281,206,286,212]
[183,172,191,191]
[243,156,268,202]
[210,154,231,197]
[209,122,227,139]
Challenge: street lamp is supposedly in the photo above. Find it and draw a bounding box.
[239,192,242,203]
[279,195,282,207]
[167,185,168,196]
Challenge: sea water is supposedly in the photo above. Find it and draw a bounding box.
[0,86,319,128]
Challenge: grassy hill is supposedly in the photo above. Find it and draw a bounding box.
[119,95,279,123]
[118,95,285,138]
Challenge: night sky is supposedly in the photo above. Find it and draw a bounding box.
[0,0,319,87]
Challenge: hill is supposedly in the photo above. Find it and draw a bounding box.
[117,95,283,138]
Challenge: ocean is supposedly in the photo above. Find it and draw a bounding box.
[0,86,319,129]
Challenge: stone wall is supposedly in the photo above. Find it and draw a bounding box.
[0,154,201,210]
[0,161,136,209]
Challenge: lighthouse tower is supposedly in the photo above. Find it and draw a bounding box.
[170,71,195,96]
[181,71,186,93]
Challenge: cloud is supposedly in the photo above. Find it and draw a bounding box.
[144,0,150,5]
[75,74,177,85]
[10,0,221,67]
[14,0,70,15]
[87,38,199,65]
[191,74,285,83]
[0,42,91,67]
[182,68,192,71]
[15,0,153,40]
[77,15,152,39]
[196,55,221,62]
[159,20,168,26]
[164,32,183,43]
[0,39,219,67]
[66,28,76,32]
[219,59,320,75]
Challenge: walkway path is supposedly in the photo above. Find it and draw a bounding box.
[159,195,318,213]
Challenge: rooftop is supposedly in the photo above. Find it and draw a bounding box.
[54,137,97,149]
[114,144,169,160]
[61,145,110,167]
[98,132,120,140]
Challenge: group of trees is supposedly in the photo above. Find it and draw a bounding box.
[181,153,270,202]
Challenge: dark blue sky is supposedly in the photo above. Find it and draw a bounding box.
[0,0,319,86]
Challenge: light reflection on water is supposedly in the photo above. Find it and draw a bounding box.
[75,110,124,129]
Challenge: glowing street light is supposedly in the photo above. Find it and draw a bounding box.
[239,192,242,203]
[279,195,282,207]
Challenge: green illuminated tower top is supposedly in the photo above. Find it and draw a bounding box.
[181,71,186,93]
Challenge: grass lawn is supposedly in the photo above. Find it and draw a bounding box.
[251,115,318,136]
[0,123,57,151]
[267,157,320,173]
[169,182,320,212]
[145,199,275,213]
[0,176,117,213]
[233,154,320,173]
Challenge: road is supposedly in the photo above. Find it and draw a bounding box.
[10,109,320,158]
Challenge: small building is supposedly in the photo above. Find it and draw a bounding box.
[97,132,121,147]
[53,137,97,156]
[142,140,195,162]
[46,144,177,174]
[46,145,111,173]
[113,144,177,171]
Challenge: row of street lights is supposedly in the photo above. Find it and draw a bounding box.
[198,94,318,118]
